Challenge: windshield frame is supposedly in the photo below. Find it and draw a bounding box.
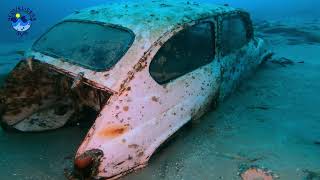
[31,19,136,72]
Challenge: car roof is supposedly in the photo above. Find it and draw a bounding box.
[64,0,238,42]
[31,1,240,92]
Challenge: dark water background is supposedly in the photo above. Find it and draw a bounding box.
[1,0,320,43]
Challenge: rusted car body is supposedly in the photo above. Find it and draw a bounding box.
[0,1,271,179]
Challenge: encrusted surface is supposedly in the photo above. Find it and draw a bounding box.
[0,60,111,131]
[65,0,236,43]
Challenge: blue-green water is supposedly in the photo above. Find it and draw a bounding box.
[0,126,87,180]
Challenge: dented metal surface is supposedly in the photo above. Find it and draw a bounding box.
[0,0,271,179]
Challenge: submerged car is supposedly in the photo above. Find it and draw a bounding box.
[0,1,271,179]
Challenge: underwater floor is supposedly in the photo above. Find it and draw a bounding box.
[0,18,319,180]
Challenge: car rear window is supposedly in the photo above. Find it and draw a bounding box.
[32,20,135,71]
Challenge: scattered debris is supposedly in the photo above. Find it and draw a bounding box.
[160,3,171,7]
[90,10,99,15]
[303,169,320,180]
[214,152,263,163]
[0,60,110,131]
[270,57,295,67]
[248,105,270,110]
[262,52,274,62]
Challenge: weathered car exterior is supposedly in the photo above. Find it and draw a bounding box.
[0,1,271,179]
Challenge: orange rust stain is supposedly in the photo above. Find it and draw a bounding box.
[74,155,93,169]
[98,125,129,138]
[123,106,129,111]
[151,96,159,102]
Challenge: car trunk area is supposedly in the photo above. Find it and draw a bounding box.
[0,59,111,132]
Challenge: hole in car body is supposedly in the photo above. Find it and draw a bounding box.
[0,60,112,132]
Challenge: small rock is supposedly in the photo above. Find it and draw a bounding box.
[90,10,99,15]
[314,140,320,145]
[270,57,295,67]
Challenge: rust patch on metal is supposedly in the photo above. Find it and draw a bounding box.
[0,59,113,130]
[72,149,104,179]
[98,125,129,138]
[128,144,139,148]
[133,60,147,72]
[151,96,159,102]
[137,151,144,157]
[123,106,129,112]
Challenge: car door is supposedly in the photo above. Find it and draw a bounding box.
[149,20,221,123]
[217,12,263,99]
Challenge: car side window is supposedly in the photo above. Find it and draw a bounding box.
[149,22,215,85]
[221,15,249,56]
